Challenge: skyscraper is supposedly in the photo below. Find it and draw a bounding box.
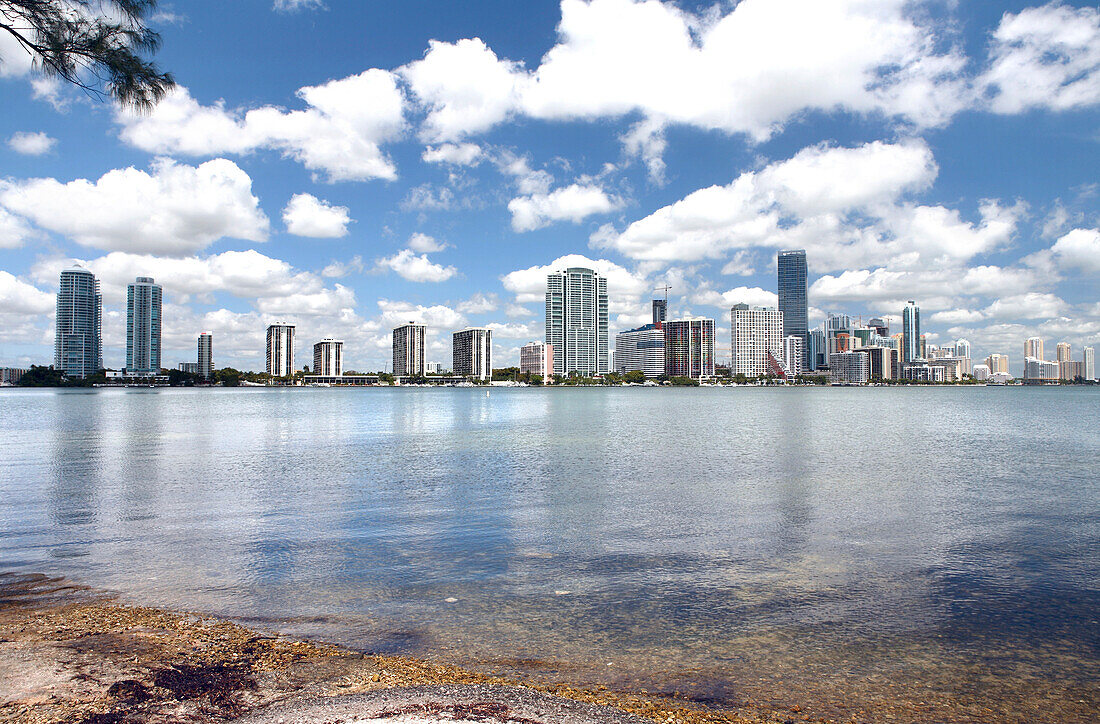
[986,353,1009,375]
[664,318,715,379]
[615,324,665,378]
[1056,342,1071,362]
[393,322,426,376]
[954,339,971,359]
[1084,346,1096,381]
[313,338,343,376]
[1024,337,1044,361]
[777,250,808,363]
[126,276,162,374]
[869,317,889,337]
[55,266,102,378]
[545,267,609,376]
[730,304,784,377]
[453,328,492,381]
[266,322,295,377]
[197,332,213,378]
[652,299,667,326]
[901,301,921,363]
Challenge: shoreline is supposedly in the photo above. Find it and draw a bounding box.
[0,573,794,724]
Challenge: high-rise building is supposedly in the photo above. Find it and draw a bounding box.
[266,322,295,377]
[829,351,869,384]
[178,362,198,374]
[664,318,715,379]
[1056,342,1071,362]
[652,299,667,327]
[730,304,783,377]
[126,276,162,374]
[955,338,971,359]
[777,250,808,363]
[1023,356,1059,384]
[901,301,920,363]
[1084,347,1096,381]
[313,338,343,377]
[545,267,608,376]
[1024,337,1044,361]
[453,328,492,381]
[392,322,426,376]
[864,346,896,380]
[869,317,889,337]
[55,266,102,379]
[615,324,665,378]
[986,353,1009,375]
[781,335,805,377]
[520,341,554,379]
[973,364,991,381]
[197,332,213,378]
[808,329,826,371]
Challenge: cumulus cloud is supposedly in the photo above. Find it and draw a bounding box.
[0,207,36,248]
[8,131,56,155]
[691,286,777,310]
[1050,228,1100,274]
[407,232,448,253]
[457,292,498,314]
[980,3,1100,114]
[282,193,352,237]
[501,253,650,313]
[375,249,457,282]
[0,158,269,255]
[377,299,465,329]
[509,184,622,231]
[321,255,365,278]
[116,73,405,182]
[421,143,483,165]
[0,271,54,315]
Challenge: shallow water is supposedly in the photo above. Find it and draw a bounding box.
[1,386,1098,721]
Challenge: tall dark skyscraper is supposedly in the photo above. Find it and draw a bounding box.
[777,250,808,358]
[652,299,667,326]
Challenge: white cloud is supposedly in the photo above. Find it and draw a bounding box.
[929,309,985,325]
[691,286,777,309]
[375,249,457,282]
[402,184,457,211]
[980,4,1100,114]
[0,271,53,315]
[421,143,483,165]
[377,299,465,329]
[274,0,325,11]
[0,207,36,248]
[983,292,1068,320]
[253,284,356,316]
[116,73,405,182]
[509,184,621,232]
[407,232,448,253]
[321,255,364,278]
[501,253,649,313]
[282,193,352,237]
[505,303,534,318]
[1050,228,1100,274]
[0,158,269,255]
[457,292,498,314]
[8,131,56,155]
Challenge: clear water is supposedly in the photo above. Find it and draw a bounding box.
[1,387,1098,721]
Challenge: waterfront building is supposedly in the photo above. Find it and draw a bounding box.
[313,338,343,377]
[829,351,869,384]
[1084,347,1096,381]
[545,267,609,376]
[1,367,29,385]
[426,362,443,374]
[664,318,715,379]
[392,322,426,376]
[1023,356,1059,384]
[864,346,896,381]
[777,249,808,364]
[126,276,163,374]
[824,314,853,355]
[178,362,199,374]
[781,335,805,377]
[1024,337,1044,361]
[453,328,492,381]
[55,266,102,378]
[835,332,851,353]
[519,341,554,379]
[198,332,213,378]
[901,362,944,382]
[955,339,971,360]
[986,353,1009,375]
[807,329,827,371]
[615,324,665,378]
[266,322,295,377]
[1056,342,1071,362]
[652,299,667,326]
[973,364,991,381]
[901,301,920,363]
[731,305,784,377]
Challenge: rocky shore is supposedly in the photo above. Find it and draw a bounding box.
[0,574,812,724]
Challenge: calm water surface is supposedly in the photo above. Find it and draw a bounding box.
[1,387,1098,721]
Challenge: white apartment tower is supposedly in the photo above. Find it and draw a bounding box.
[520,341,554,378]
[1024,337,1044,361]
[615,324,665,379]
[266,322,295,377]
[393,322,426,376]
[453,328,492,381]
[546,267,609,376]
[126,276,162,374]
[313,338,343,377]
[782,335,805,377]
[730,304,784,377]
[1084,346,1096,381]
[197,332,213,378]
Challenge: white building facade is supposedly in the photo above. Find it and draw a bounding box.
[198,332,213,378]
[520,341,554,378]
[615,324,665,378]
[313,338,343,377]
[453,328,492,381]
[546,267,609,376]
[393,323,426,376]
[730,304,784,377]
[781,335,805,377]
[266,322,295,377]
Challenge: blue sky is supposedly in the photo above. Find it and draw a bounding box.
[1,0,1098,373]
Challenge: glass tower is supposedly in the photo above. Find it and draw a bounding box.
[545,267,608,376]
[902,301,921,363]
[55,266,102,378]
[777,250,808,363]
[126,276,162,374]
[652,299,667,326]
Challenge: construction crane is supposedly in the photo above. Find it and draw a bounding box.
[655,284,672,301]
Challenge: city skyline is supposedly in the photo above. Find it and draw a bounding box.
[1,2,1099,375]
